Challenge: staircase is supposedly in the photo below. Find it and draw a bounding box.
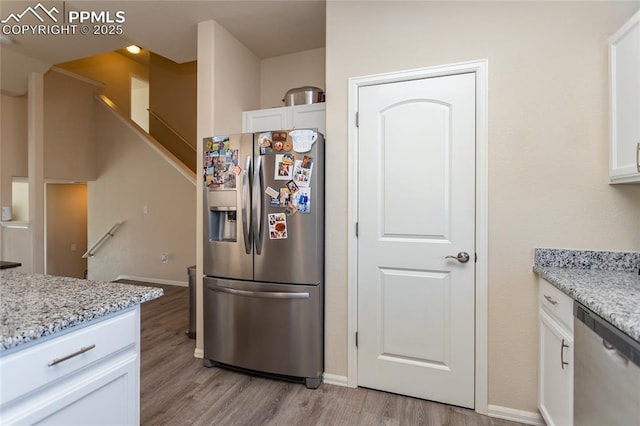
[96,95,196,182]
[148,108,197,172]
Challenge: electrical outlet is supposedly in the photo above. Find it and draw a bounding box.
[70,243,77,252]
[143,205,149,215]
[161,253,168,264]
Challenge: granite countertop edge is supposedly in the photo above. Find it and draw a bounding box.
[0,271,164,352]
[533,248,640,344]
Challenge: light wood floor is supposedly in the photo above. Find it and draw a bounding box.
[136,283,525,426]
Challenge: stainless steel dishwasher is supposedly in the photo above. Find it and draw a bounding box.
[574,301,640,425]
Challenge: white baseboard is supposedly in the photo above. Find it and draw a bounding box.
[322,373,350,387]
[487,405,544,425]
[115,275,188,287]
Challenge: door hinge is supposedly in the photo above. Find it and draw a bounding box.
[356,112,359,127]
[475,252,478,263]
[355,222,358,237]
[355,331,358,347]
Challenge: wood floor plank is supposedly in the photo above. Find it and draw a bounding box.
[134,283,526,426]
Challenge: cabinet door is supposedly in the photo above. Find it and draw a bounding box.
[4,354,139,425]
[609,11,640,183]
[539,309,573,426]
[242,107,291,133]
[291,103,326,136]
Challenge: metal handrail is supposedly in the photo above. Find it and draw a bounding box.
[82,222,123,258]
[147,108,196,153]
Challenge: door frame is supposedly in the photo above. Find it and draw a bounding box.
[346,60,489,414]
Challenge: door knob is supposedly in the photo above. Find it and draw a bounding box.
[445,252,470,263]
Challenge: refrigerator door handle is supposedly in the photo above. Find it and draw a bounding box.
[210,285,310,300]
[252,155,265,255]
[241,154,252,254]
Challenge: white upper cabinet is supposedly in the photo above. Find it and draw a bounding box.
[242,107,291,134]
[609,10,640,184]
[243,104,326,136]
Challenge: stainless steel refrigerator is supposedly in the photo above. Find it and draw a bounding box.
[202,129,324,388]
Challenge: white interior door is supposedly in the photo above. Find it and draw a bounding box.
[357,72,476,408]
[130,75,149,132]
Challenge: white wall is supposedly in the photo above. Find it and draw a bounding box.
[325,0,640,413]
[260,48,326,108]
[87,99,196,284]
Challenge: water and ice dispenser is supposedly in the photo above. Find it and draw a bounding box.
[207,190,237,242]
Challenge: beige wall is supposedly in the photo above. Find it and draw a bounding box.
[260,48,326,108]
[46,183,87,278]
[0,48,51,96]
[148,54,198,170]
[149,54,197,144]
[195,19,261,354]
[57,51,149,118]
[325,0,640,413]
[0,94,30,268]
[214,24,261,135]
[87,99,196,283]
[44,69,101,181]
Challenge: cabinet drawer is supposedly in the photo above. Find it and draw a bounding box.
[0,308,138,407]
[538,278,573,332]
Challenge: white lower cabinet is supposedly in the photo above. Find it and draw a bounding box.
[0,308,140,425]
[538,278,573,426]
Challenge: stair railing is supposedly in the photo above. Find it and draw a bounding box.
[147,108,196,154]
[82,221,123,258]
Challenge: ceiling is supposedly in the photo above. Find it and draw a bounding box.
[0,0,326,71]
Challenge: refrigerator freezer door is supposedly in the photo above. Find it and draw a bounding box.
[203,277,323,387]
[204,133,254,280]
[253,132,324,285]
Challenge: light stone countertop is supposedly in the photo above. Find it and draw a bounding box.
[533,248,640,343]
[0,270,163,352]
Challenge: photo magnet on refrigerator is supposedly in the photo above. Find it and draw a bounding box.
[279,188,291,207]
[275,154,294,180]
[259,132,273,155]
[293,187,311,214]
[293,157,313,187]
[268,213,288,239]
[286,180,299,194]
[203,136,237,189]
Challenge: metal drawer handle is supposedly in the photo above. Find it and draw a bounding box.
[211,286,309,300]
[544,294,558,305]
[560,339,569,370]
[48,344,96,367]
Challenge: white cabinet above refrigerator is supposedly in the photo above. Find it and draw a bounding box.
[242,103,326,136]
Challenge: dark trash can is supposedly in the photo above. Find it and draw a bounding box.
[186,265,196,339]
